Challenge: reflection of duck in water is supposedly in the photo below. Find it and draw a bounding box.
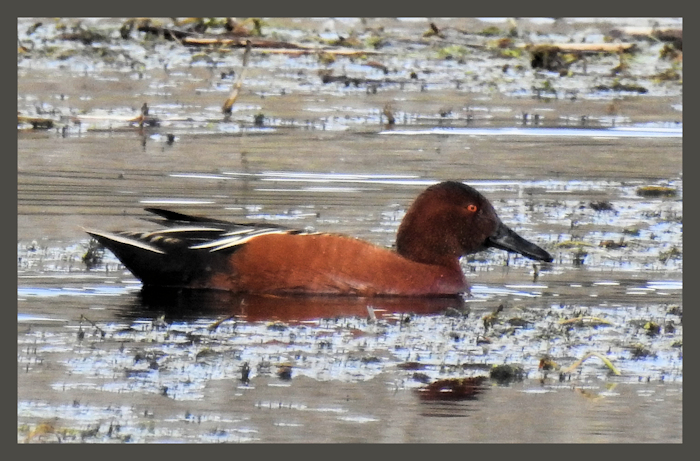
[131,288,467,323]
[87,181,552,297]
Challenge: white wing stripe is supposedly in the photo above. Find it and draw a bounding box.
[142,226,225,238]
[88,230,166,254]
[189,229,290,251]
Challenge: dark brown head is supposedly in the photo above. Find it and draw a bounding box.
[396,181,553,268]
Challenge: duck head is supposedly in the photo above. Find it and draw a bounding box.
[396,181,553,268]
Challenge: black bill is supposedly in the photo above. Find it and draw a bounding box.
[486,222,553,262]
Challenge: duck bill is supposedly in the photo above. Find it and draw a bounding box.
[486,222,553,262]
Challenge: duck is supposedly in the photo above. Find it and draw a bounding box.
[85,181,552,297]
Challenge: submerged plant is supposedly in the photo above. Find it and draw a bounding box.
[82,238,104,269]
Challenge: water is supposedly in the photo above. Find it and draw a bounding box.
[17,17,682,443]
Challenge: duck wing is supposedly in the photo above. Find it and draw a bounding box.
[85,208,303,287]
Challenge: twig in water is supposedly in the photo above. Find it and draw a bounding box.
[79,315,106,338]
[222,40,252,114]
[561,351,621,376]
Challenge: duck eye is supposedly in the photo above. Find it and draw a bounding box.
[467,204,478,213]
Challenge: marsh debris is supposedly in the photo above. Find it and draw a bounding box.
[482,304,505,330]
[490,364,525,383]
[643,321,661,336]
[652,68,681,83]
[658,246,682,263]
[222,40,252,114]
[538,356,559,371]
[382,104,395,125]
[266,322,288,332]
[397,361,426,371]
[17,115,54,130]
[417,376,487,401]
[240,362,251,384]
[277,364,293,380]
[422,22,445,39]
[589,200,615,212]
[636,185,677,198]
[507,317,532,328]
[608,27,682,50]
[599,239,627,250]
[629,344,656,360]
[559,316,613,328]
[81,238,105,269]
[561,352,621,376]
[594,81,648,94]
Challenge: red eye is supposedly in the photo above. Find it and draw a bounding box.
[467,204,478,212]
